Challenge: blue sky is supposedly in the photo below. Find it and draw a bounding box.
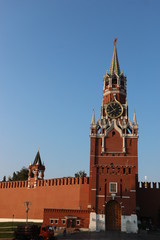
[0,0,160,183]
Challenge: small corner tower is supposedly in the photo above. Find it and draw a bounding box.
[89,39,138,233]
[28,150,45,188]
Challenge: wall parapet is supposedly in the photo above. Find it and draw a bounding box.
[37,177,89,187]
[0,180,28,189]
[137,181,160,189]
[0,177,89,189]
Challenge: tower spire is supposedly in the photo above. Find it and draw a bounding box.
[133,110,138,127]
[91,109,96,125]
[109,38,121,76]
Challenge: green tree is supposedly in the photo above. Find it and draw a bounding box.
[74,170,87,178]
[8,167,30,181]
[2,176,6,182]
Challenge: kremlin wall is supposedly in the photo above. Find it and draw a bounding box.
[0,169,160,229]
[0,174,89,222]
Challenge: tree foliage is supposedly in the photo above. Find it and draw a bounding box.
[74,170,87,178]
[2,176,6,182]
[8,167,30,181]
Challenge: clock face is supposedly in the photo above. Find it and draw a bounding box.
[106,101,123,118]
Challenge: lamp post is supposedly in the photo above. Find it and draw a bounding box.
[12,214,14,230]
[24,201,31,224]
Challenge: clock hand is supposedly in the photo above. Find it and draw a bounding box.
[108,109,116,114]
[110,105,114,110]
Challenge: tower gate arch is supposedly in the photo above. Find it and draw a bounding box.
[105,200,122,231]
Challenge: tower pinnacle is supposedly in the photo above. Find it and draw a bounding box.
[133,110,138,128]
[109,38,121,76]
[91,109,96,125]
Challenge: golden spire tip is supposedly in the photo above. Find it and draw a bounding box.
[114,38,117,46]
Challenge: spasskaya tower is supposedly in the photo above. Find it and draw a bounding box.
[88,39,138,233]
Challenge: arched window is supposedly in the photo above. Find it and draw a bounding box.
[112,78,117,88]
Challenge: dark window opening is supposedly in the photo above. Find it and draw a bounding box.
[106,80,109,87]
[76,220,80,225]
[121,80,124,87]
[127,128,132,134]
[55,219,58,224]
[97,127,101,134]
[130,139,132,146]
[112,131,115,136]
[62,219,66,225]
[110,163,114,168]
[129,167,131,174]
[123,168,125,174]
[112,78,117,85]
[120,183,122,198]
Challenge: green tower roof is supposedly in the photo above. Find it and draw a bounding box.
[109,38,121,76]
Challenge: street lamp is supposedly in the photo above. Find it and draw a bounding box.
[24,201,31,224]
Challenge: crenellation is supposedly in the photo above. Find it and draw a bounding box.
[0,180,29,189]
[57,178,61,185]
[44,180,48,186]
[147,182,151,188]
[68,178,72,184]
[38,180,41,187]
[138,181,160,189]
[80,178,84,184]
[153,182,157,189]
[30,177,90,188]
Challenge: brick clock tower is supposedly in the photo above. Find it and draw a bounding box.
[89,39,138,233]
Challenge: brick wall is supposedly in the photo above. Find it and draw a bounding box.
[43,208,90,229]
[137,182,160,227]
[0,177,89,221]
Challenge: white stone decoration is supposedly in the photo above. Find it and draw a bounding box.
[89,212,138,233]
[121,214,138,233]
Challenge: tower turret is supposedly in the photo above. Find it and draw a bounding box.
[28,150,45,188]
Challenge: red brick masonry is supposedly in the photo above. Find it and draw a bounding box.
[43,209,90,229]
